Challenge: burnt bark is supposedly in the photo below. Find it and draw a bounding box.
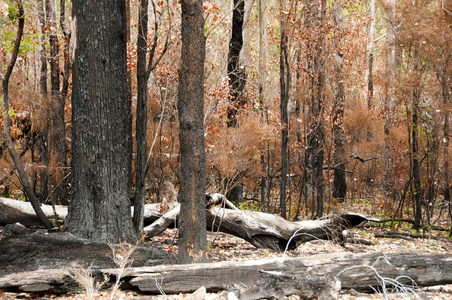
[305,0,326,218]
[177,0,208,263]
[227,0,246,128]
[279,5,290,219]
[133,0,151,233]
[332,0,346,203]
[65,0,136,243]
[45,0,68,205]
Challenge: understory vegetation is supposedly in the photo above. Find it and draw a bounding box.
[0,0,451,233]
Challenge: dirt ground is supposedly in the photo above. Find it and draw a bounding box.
[1,196,452,300]
[1,225,452,299]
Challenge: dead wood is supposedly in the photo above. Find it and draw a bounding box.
[375,230,452,243]
[2,196,375,251]
[0,225,169,277]
[0,252,450,295]
[0,197,166,228]
[145,193,372,251]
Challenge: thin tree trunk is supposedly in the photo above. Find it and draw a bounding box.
[227,0,246,128]
[37,0,50,202]
[226,0,247,204]
[306,0,326,218]
[383,0,396,193]
[332,0,346,203]
[367,0,375,110]
[279,2,290,219]
[412,90,422,229]
[133,0,168,232]
[2,0,53,231]
[177,0,208,263]
[258,0,269,213]
[134,0,150,233]
[45,0,68,205]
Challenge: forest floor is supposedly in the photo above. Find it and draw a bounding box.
[1,200,452,299]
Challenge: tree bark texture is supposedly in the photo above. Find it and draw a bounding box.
[133,0,150,233]
[177,0,208,263]
[332,0,346,202]
[306,0,326,218]
[37,0,50,202]
[227,0,246,128]
[45,0,68,205]
[383,0,397,193]
[279,6,290,219]
[367,0,375,110]
[1,252,451,295]
[65,0,135,243]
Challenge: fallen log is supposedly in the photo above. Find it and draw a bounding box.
[2,196,374,251]
[0,197,167,227]
[145,193,373,251]
[0,252,450,295]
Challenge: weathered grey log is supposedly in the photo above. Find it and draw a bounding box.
[2,197,374,251]
[0,252,450,295]
[229,271,341,300]
[0,197,164,227]
[0,197,67,226]
[143,204,180,236]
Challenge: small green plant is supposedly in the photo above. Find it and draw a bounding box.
[239,201,261,212]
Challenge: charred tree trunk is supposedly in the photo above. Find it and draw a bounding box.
[133,0,168,232]
[134,0,150,233]
[65,0,136,243]
[367,0,375,110]
[36,0,50,202]
[177,0,208,263]
[332,0,346,203]
[306,0,326,218]
[279,5,290,219]
[225,0,247,205]
[227,0,246,128]
[45,0,68,205]
[412,90,422,229]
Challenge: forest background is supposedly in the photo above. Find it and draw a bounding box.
[1,0,451,234]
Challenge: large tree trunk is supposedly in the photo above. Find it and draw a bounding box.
[1,252,451,295]
[65,0,135,243]
[177,0,208,263]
